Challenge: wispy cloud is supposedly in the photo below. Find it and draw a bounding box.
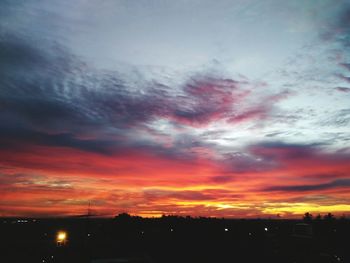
[263,179,350,192]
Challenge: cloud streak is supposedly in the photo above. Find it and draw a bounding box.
[263,179,350,192]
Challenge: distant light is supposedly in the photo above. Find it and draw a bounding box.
[264,227,268,232]
[141,231,144,234]
[57,232,66,241]
[56,231,67,246]
[170,228,174,232]
[248,232,252,236]
[334,255,341,262]
[87,233,91,237]
[224,228,229,232]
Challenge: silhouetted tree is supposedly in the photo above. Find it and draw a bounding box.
[115,212,132,220]
[303,212,313,222]
[323,213,335,221]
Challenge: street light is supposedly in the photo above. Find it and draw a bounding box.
[56,231,67,246]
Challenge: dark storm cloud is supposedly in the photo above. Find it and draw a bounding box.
[171,78,240,126]
[0,38,124,154]
[335,87,350,92]
[0,35,88,127]
[1,32,250,133]
[284,195,350,205]
[320,4,350,86]
[0,41,167,131]
[221,151,276,173]
[320,4,350,46]
[340,63,350,71]
[0,123,117,154]
[301,172,346,179]
[225,142,316,173]
[337,6,350,47]
[0,34,241,157]
[249,141,330,161]
[265,131,286,137]
[220,141,350,174]
[263,179,350,192]
[0,33,172,154]
[338,74,350,83]
[0,8,289,161]
[227,90,291,124]
[166,78,287,127]
[0,37,48,73]
[256,141,312,152]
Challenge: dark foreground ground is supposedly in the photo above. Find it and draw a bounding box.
[1,216,349,263]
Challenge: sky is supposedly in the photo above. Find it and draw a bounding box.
[1,0,350,218]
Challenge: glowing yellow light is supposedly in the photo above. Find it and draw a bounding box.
[57,232,66,240]
[56,231,67,245]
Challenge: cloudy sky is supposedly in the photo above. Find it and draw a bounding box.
[1,0,350,218]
